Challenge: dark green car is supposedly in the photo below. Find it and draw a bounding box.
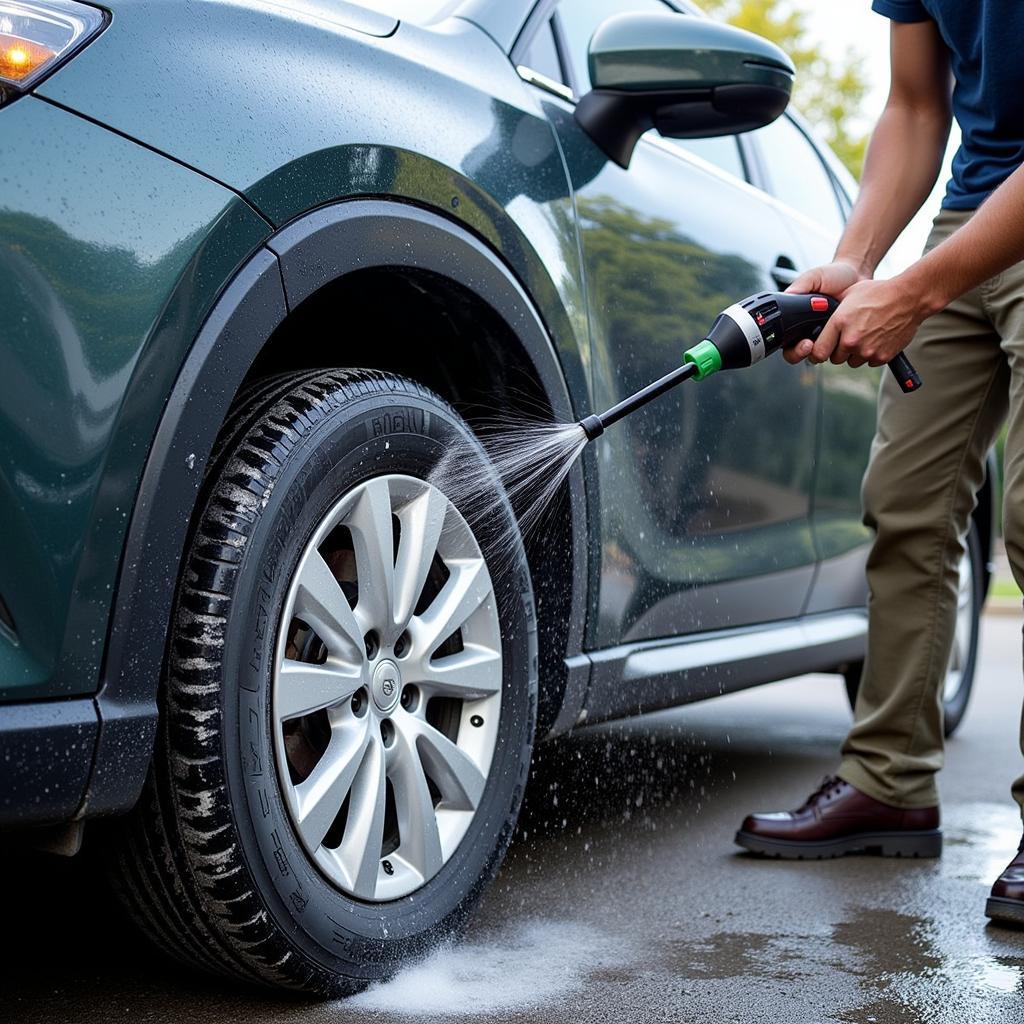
[0,0,991,995]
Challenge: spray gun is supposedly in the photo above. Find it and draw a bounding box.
[579,291,922,440]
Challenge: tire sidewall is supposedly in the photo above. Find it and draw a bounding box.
[214,380,536,979]
[941,521,983,734]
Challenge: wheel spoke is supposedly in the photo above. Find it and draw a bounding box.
[349,477,397,634]
[276,659,361,722]
[406,717,486,812]
[275,474,503,902]
[392,718,444,881]
[294,551,364,664]
[415,558,491,655]
[393,486,448,630]
[293,722,370,850]
[416,643,502,700]
[335,738,387,899]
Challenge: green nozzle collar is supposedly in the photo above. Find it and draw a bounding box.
[683,339,722,381]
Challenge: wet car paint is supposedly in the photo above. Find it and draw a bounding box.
[0,97,270,701]
[1,0,876,727]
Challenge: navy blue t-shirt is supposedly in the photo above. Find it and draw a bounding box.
[872,0,1024,209]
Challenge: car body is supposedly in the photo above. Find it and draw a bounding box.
[0,0,992,990]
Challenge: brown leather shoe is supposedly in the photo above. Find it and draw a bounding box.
[986,837,1024,927]
[735,775,942,859]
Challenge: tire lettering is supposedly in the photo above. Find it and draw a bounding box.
[288,888,308,915]
[247,707,263,777]
[326,915,354,950]
[370,408,426,437]
[249,583,271,675]
[270,828,291,878]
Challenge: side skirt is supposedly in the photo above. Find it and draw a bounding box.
[579,611,867,726]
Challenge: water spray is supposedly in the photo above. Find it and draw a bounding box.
[432,291,921,553]
[579,290,921,441]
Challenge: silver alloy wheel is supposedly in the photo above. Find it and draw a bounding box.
[944,547,976,704]
[272,475,503,902]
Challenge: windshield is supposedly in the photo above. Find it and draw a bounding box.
[351,0,461,23]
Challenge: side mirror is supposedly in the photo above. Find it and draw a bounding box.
[574,12,795,169]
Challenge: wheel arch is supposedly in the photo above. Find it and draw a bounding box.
[86,198,590,818]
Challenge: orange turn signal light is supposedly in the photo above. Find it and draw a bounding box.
[0,3,106,98]
[0,32,55,81]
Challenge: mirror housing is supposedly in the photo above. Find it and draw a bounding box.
[574,12,795,168]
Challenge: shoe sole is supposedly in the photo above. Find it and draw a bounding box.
[986,897,1024,928]
[734,828,943,860]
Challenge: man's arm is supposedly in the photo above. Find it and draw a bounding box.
[785,19,952,365]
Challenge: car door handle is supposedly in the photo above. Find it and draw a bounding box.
[771,257,800,289]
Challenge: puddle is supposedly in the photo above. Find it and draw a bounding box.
[661,930,808,982]
[344,921,633,1017]
[834,906,1024,1023]
[942,801,1021,884]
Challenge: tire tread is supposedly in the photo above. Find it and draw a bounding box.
[109,370,535,996]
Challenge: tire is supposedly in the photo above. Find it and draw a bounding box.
[844,519,983,739]
[110,370,538,996]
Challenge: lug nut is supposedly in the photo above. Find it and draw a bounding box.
[400,685,418,712]
[364,632,379,659]
[394,632,410,658]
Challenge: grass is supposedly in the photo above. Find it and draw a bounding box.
[991,577,1022,599]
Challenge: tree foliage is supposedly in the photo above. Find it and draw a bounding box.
[697,0,870,178]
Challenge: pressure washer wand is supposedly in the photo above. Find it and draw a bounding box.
[579,291,922,441]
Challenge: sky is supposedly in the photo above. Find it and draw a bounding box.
[795,0,959,271]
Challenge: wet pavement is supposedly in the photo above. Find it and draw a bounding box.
[7,614,1024,1023]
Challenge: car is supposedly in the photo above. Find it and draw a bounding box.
[0,0,991,997]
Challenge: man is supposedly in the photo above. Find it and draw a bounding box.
[734,1,1024,927]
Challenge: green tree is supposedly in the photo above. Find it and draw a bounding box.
[697,0,870,178]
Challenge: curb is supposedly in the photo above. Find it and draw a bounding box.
[985,598,1023,618]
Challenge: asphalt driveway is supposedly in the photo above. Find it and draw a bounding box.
[7,614,1024,1024]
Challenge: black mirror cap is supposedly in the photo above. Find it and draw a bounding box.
[656,80,792,138]
[574,12,794,169]
[576,80,791,169]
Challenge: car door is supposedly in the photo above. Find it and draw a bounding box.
[518,0,820,649]
[746,113,879,611]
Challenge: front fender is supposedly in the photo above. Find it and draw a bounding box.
[88,199,590,817]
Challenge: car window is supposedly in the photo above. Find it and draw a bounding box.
[557,0,674,96]
[754,115,844,235]
[520,18,566,87]
[663,135,746,181]
[556,0,746,181]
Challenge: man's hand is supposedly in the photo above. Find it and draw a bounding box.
[800,277,929,369]
[782,260,868,365]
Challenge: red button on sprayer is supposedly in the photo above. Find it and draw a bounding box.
[811,297,829,312]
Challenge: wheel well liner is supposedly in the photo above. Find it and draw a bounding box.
[86,199,589,818]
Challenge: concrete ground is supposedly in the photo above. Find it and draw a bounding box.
[7,614,1024,1024]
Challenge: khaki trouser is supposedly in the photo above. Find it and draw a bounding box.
[838,207,1024,815]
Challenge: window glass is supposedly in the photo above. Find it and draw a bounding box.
[557,0,671,95]
[666,135,746,180]
[754,115,844,235]
[521,19,565,86]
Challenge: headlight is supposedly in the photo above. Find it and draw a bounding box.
[0,1,105,103]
